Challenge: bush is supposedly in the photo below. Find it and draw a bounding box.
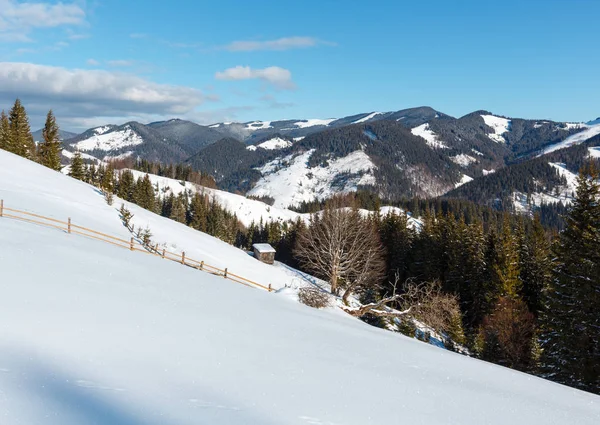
[298,286,331,309]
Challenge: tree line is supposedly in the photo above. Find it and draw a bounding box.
[0,99,62,171]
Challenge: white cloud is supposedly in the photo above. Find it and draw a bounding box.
[86,58,99,66]
[0,62,204,129]
[215,66,296,90]
[0,0,86,42]
[223,36,332,52]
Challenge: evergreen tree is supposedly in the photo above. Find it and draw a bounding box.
[493,215,521,299]
[170,193,187,224]
[39,110,62,170]
[133,174,156,211]
[117,169,135,201]
[540,164,600,393]
[0,110,9,151]
[518,215,551,315]
[69,151,86,181]
[189,193,208,232]
[8,99,36,159]
[101,163,115,194]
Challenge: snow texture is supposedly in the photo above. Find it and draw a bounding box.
[248,150,377,209]
[411,123,448,149]
[1,148,599,425]
[539,123,600,156]
[74,126,144,152]
[245,121,273,130]
[589,147,600,158]
[293,118,336,129]
[351,112,382,124]
[455,174,474,188]
[255,137,292,150]
[481,115,511,143]
[450,154,478,167]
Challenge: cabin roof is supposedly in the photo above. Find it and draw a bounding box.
[253,243,276,253]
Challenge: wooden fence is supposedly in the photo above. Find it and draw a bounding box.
[0,199,274,292]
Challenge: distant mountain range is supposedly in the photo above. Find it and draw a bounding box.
[56,107,600,211]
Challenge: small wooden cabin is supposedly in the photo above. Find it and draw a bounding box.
[253,243,276,265]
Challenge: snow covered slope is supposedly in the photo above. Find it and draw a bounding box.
[512,162,579,212]
[1,149,599,424]
[481,114,511,143]
[127,169,301,226]
[248,150,377,209]
[539,123,600,155]
[73,124,144,152]
[411,123,448,149]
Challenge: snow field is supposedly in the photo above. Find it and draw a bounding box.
[411,123,448,149]
[248,150,377,209]
[1,149,600,424]
[481,114,511,143]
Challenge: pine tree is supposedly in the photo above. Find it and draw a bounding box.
[117,169,135,201]
[0,110,9,151]
[169,193,187,224]
[39,110,62,171]
[69,151,86,181]
[518,215,551,316]
[493,215,521,299]
[133,174,156,211]
[189,193,208,232]
[540,164,600,393]
[8,99,36,159]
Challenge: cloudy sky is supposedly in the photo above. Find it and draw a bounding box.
[0,0,598,131]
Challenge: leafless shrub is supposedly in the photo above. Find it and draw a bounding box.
[298,286,332,309]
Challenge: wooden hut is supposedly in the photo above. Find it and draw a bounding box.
[253,243,276,265]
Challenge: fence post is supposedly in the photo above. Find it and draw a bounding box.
[162,248,165,259]
[68,217,71,234]
[154,243,159,253]
[199,261,204,270]
[269,284,272,292]
[130,237,134,251]
[181,252,186,265]
[224,268,228,278]
[0,199,3,217]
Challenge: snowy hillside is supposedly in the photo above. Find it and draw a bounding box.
[1,149,599,424]
[411,123,448,149]
[512,162,579,212]
[539,122,600,156]
[125,170,422,229]
[248,149,376,209]
[481,114,511,143]
[127,169,301,226]
[73,124,143,152]
[247,136,292,151]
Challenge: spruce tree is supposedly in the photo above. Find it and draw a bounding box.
[0,110,9,151]
[540,164,600,393]
[518,215,551,316]
[8,99,36,159]
[39,110,62,171]
[69,151,86,181]
[117,169,135,201]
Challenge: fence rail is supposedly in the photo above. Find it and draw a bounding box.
[0,199,273,292]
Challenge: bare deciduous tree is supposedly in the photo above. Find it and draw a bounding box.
[294,204,385,304]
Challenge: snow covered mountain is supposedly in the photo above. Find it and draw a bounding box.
[2,147,599,425]
[60,107,600,210]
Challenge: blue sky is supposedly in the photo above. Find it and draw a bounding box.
[0,0,598,130]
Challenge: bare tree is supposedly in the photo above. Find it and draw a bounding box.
[342,276,465,344]
[294,203,385,304]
